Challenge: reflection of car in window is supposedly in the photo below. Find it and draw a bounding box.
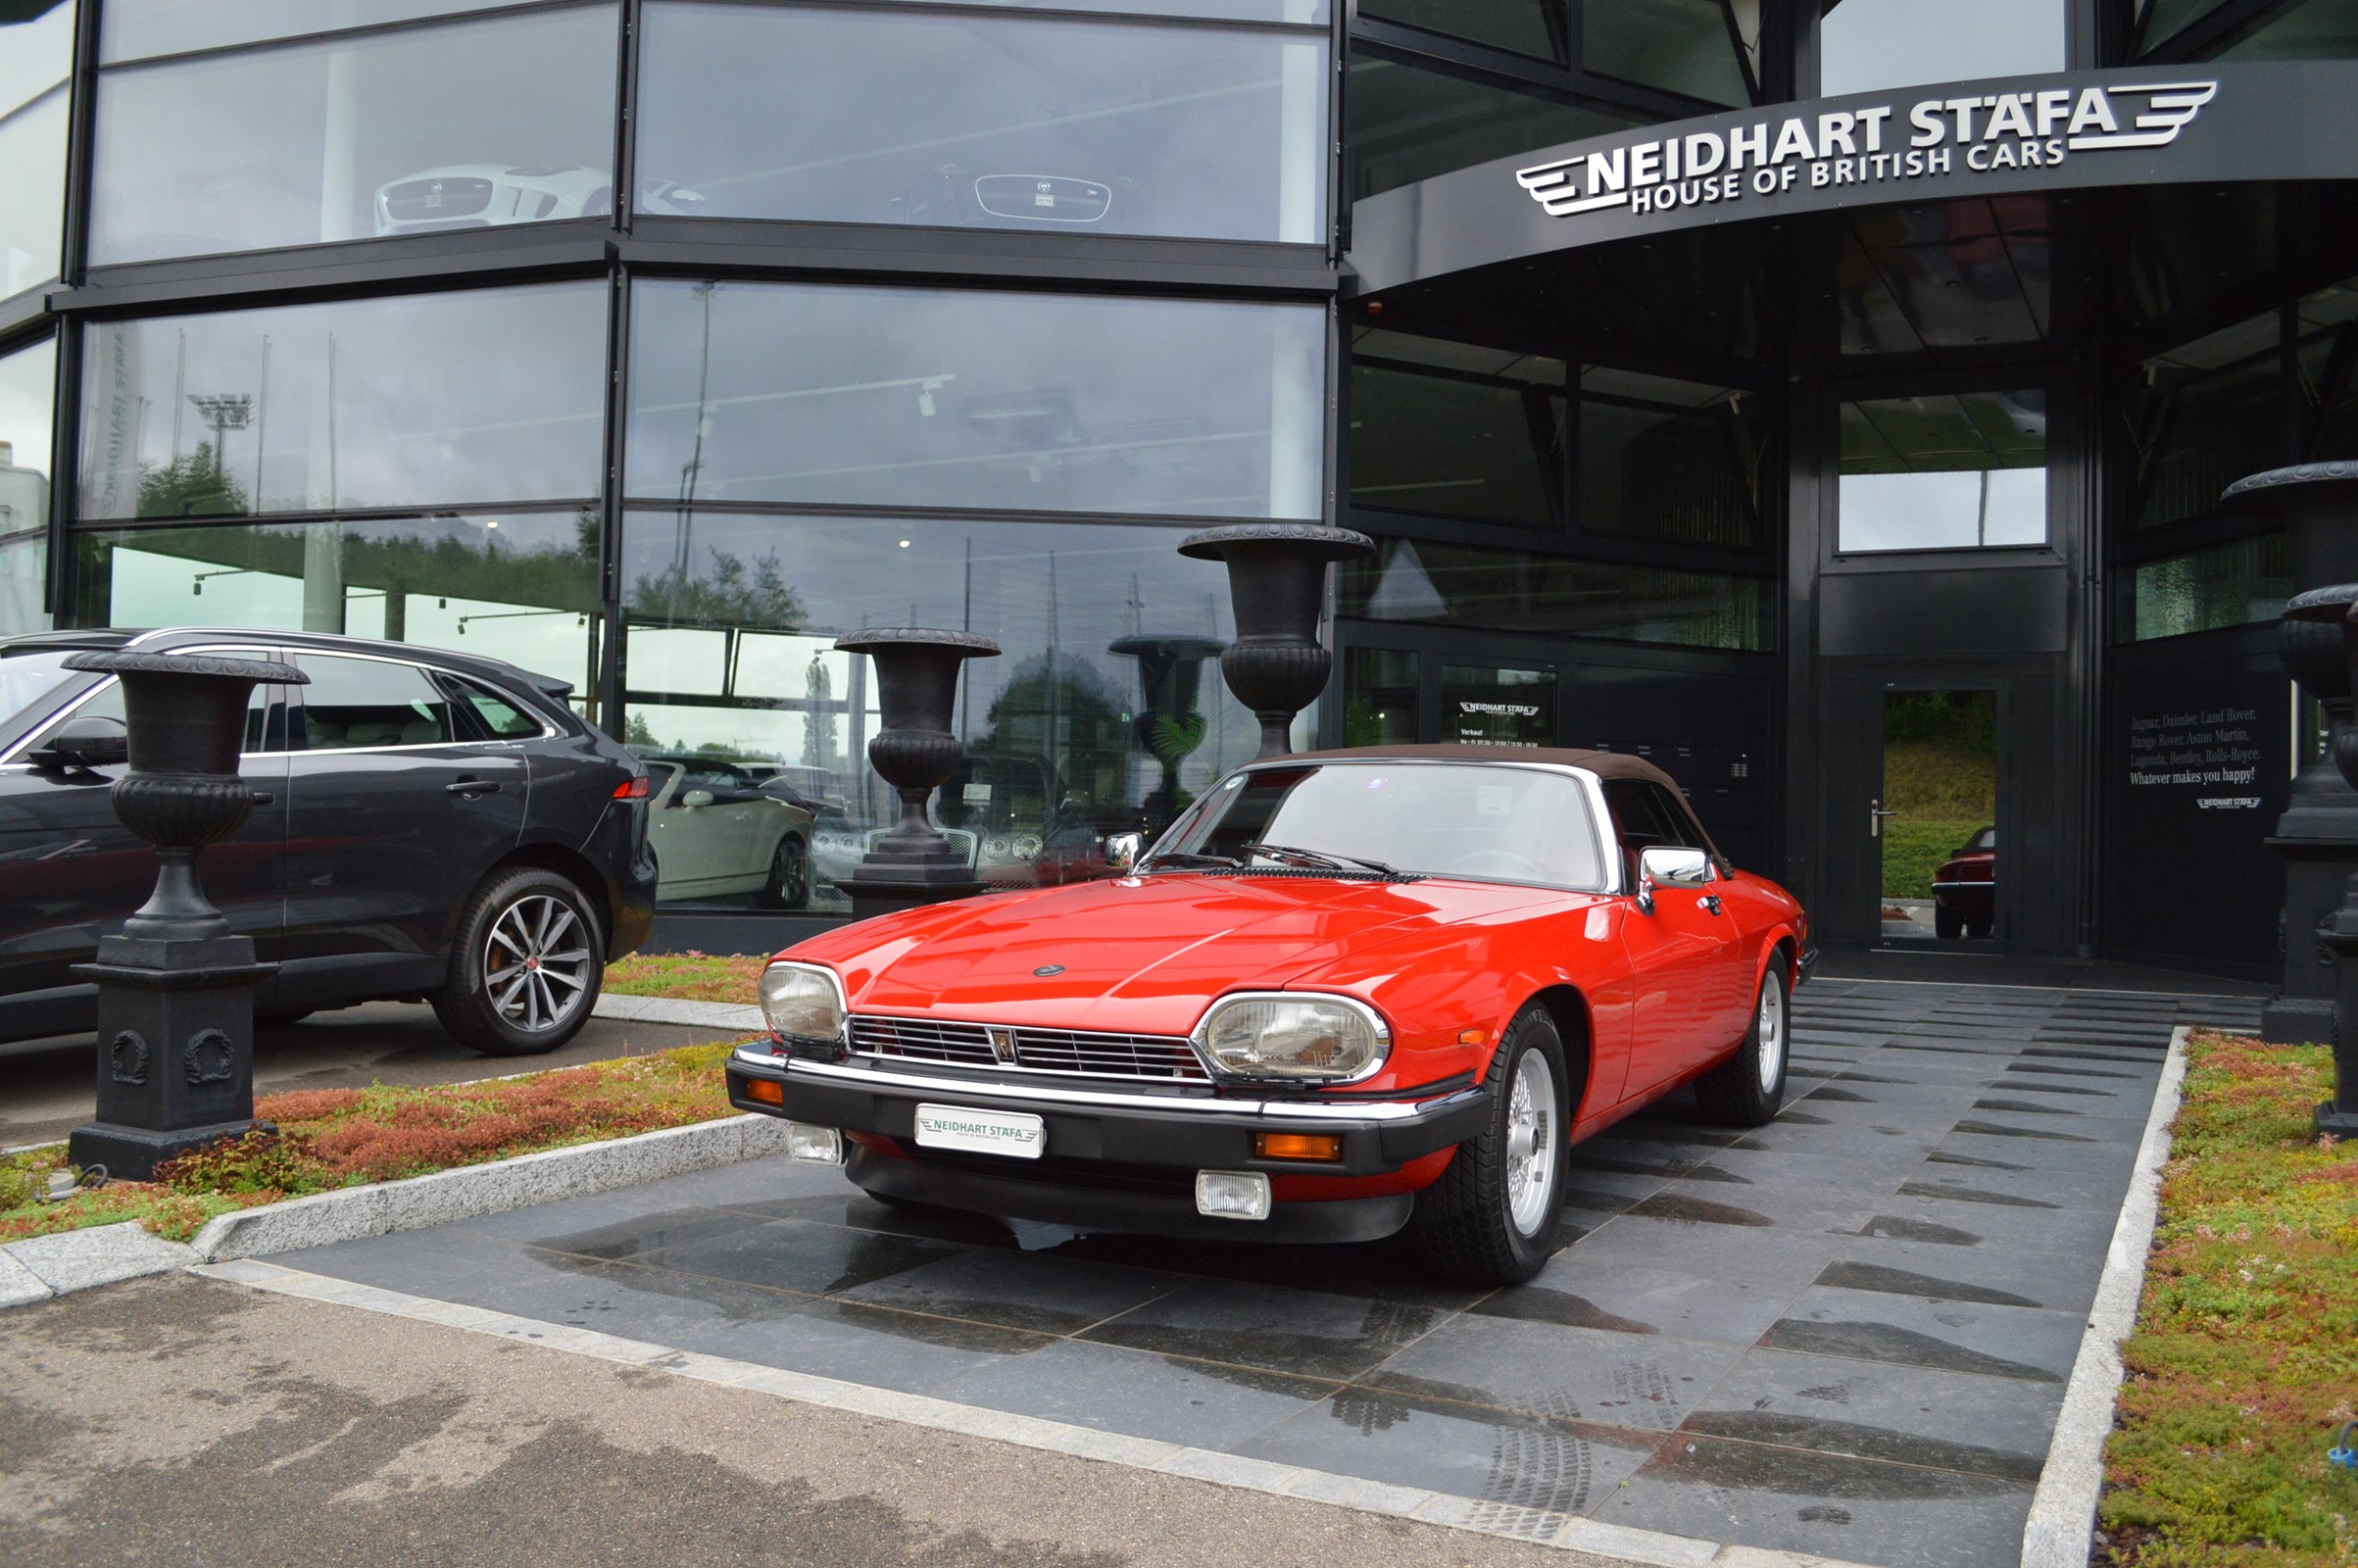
[899,167,1126,228]
[1932,825,1995,940]
[372,166,707,236]
[642,754,815,908]
[936,751,1131,889]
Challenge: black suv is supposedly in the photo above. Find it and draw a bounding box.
[0,628,657,1054]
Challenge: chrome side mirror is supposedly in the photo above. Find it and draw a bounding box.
[1105,831,1145,873]
[1635,845,1712,914]
[679,788,714,810]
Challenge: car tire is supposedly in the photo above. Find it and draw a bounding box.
[1407,1002,1569,1286]
[1694,956,1789,1127]
[1935,904,1963,940]
[432,867,604,1056]
[760,834,811,910]
[1965,917,1992,940]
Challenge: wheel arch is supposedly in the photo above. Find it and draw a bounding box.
[1523,983,1595,1120]
[483,841,616,953]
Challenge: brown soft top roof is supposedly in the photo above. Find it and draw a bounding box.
[1277,742,1684,789]
[1264,743,1726,863]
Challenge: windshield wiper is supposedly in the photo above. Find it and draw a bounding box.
[1138,849,1243,871]
[1240,842,1418,880]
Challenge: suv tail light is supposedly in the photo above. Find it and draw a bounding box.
[613,776,650,800]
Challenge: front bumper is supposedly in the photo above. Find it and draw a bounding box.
[726,1047,1492,1241]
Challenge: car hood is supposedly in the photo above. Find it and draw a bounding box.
[787,873,1563,1037]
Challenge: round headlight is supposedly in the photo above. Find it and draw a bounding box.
[1012,834,1043,858]
[1197,994,1389,1082]
[761,962,846,1046]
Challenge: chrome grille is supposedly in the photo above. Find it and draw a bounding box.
[848,1015,1208,1082]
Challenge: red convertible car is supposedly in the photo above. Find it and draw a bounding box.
[1933,826,1995,940]
[726,745,1812,1284]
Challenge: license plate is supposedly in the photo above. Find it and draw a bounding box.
[914,1103,1045,1159]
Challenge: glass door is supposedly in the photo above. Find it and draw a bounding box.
[1876,689,1998,944]
[1340,636,1566,748]
[1440,662,1558,747]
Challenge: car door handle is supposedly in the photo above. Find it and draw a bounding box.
[1701,895,1724,915]
[250,791,274,807]
[447,779,503,798]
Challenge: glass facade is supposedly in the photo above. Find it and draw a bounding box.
[0,338,55,635]
[89,5,619,264]
[76,284,608,520]
[74,514,603,701]
[1820,0,2065,95]
[1349,56,1635,200]
[1586,0,1755,105]
[1838,392,2048,552]
[640,3,1328,244]
[1342,538,1773,650]
[628,281,1326,519]
[2218,0,2358,58]
[1,1,73,302]
[2131,532,2292,640]
[1581,368,1759,547]
[1362,0,1560,59]
[1349,330,1566,527]
[621,509,1268,909]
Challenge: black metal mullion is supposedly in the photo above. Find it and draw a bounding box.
[71,498,605,534]
[46,323,78,624]
[59,0,99,287]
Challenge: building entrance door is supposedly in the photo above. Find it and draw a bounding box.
[1875,689,1998,945]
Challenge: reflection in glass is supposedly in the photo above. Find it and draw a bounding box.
[1585,0,1754,107]
[1839,392,2047,552]
[1582,368,1757,546]
[1349,330,1564,528]
[1342,647,1418,746]
[1342,538,1772,651]
[2218,0,2358,66]
[77,284,607,520]
[2134,310,2282,530]
[2304,276,2358,461]
[640,3,1325,244]
[1349,56,1635,200]
[89,5,617,264]
[99,0,536,61]
[1820,0,2063,96]
[628,280,1324,519]
[73,512,605,713]
[1,2,73,301]
[2132,533,2291,641]
[1361,0,1559,59]
[2136,0,2237,53]
[1442,663,1556,747]
[620,510,1269,909]
[0,338,56,636]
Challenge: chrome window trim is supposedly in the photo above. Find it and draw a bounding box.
[285,646,559,755]
[740,1046,1474,1121]
[0,641,292,766]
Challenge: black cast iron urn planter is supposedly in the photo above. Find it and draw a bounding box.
[1176,524,1374,760]
[2225,462,2358,1057]
[1109,633,1223,830]
[832,628,1000,921]
[60,649,308,1180]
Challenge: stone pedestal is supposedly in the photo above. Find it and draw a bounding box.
[58,649,306,1180]
[830,629,1000,921]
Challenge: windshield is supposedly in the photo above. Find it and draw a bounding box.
[1156,761,1607,890]
[0,653,84,734]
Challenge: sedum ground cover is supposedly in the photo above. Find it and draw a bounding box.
[2102,1031,2358,1568]
[0,1041,743,1245]
[603,950,769,1004]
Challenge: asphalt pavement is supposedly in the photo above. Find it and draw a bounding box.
[0,1002,733,1150]
[0,1271,1593,1568]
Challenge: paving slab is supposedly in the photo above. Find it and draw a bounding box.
[241,976,2238,1568]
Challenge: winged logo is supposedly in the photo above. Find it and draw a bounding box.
[1515,156,1627,217]
[2066,81,2216,151]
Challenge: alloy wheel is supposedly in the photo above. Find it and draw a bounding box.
[1756,973,1786,1094]
[484,894,593,1033]
[1503,1048,1558,1237]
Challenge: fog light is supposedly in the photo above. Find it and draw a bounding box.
[1195,1170,1271,1221]
[787,1123,844,1165]
[1253,1132,1341,1161]
[743,1078,784,1107]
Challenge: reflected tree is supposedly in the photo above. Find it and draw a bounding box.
[136,441,249,519]
[629,545,807,632]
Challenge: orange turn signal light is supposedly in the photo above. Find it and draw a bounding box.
[1457,1028,1487,1046]
[743,1078,784,1106]
[1254,1132,1342,1161]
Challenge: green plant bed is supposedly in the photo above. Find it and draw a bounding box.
[0,1040,747,1245]
[1880,816,1986,901]
[2100,1033,2358,1568]
[604,951,769,1003]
